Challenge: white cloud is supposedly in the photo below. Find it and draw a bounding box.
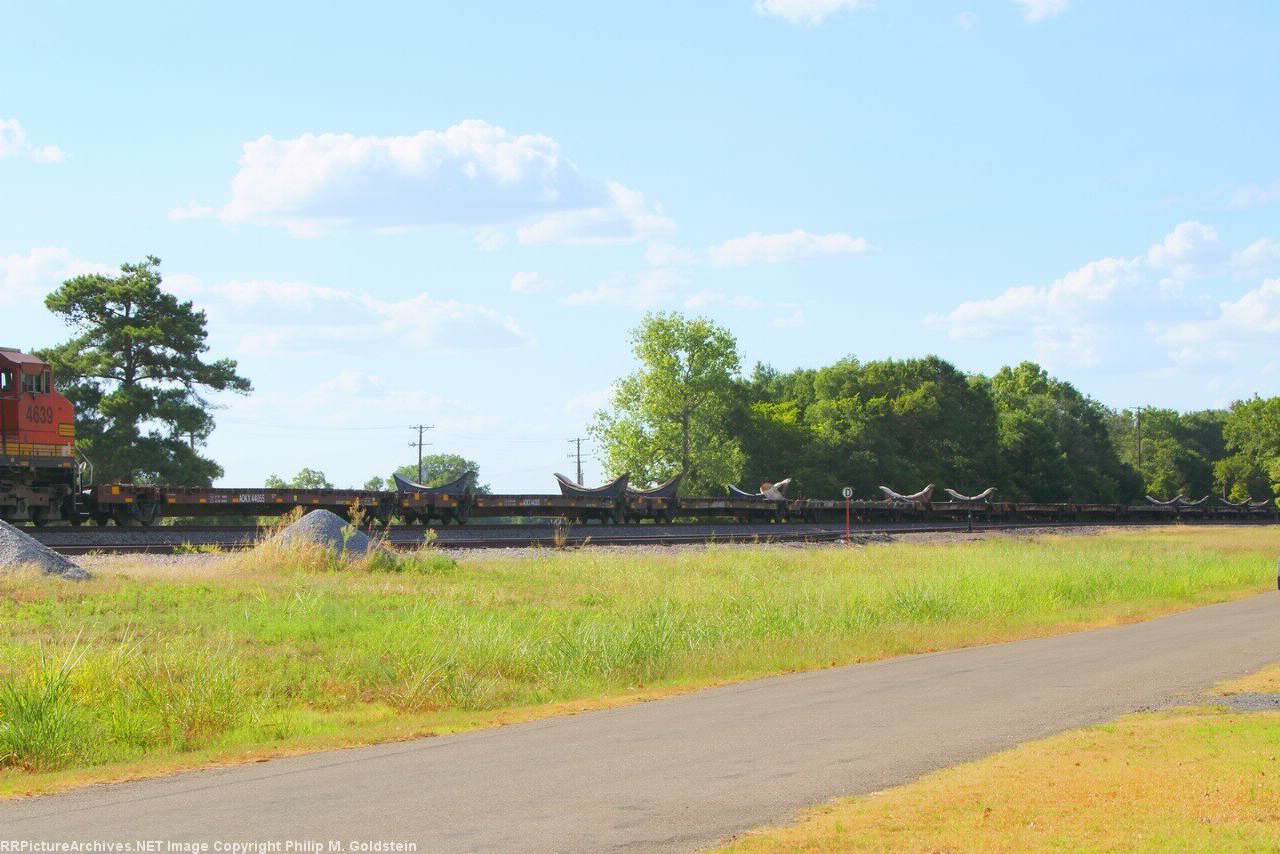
[0,248,111,306]
[1155,279,1280,364]
[516,182,675,247]
[646,241,698,268]
[933,255,1141,341]
[474,228,509,251]
[1146,220,1223,285]
[1233,239,1280,276]
[0,120,65,163]
[754,0,870,25]
[563,269,686,310]
[172,274,530,352]
[1229,182,1280,209]
[510,271,549,294]
[1013,0,1069,22]
[221,120,599,234]
[168,201,215,221]
[708,230,869,266]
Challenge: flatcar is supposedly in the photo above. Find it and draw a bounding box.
[3,347,1275,529]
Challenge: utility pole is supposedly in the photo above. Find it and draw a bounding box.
[567,437,586,486]
[409,424,433,484]
[1134,408,1143,471]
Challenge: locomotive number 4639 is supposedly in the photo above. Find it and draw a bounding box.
[25,405,55,424]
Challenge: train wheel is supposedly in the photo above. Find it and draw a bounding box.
[30,508,48,527]
[455,504,470,526]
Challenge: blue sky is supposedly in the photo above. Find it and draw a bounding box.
[3,0,1279,491]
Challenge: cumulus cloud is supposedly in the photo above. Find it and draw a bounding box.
[0,248,111,306]
[0,120,65,163]
[516,182,675,247]
[930,222,1280,371]
[220,120,607,235]
[932,256,1141,341]
[173,275,530,352]
[754,0,870,25]
[708,230,868,266]
[562,269,687,310]
[1146,221,1224,286]
[1013,0,1069,22]
[1233,239,1280,276]
[1155,279,1280,364]
[215,120,671,244]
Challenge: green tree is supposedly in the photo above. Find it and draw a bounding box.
[734,356,997,498]
[1108,408,1225,499]
[591,312,745,494]
[391,454,491,493]
[265,468,334,490]
[362,476,387,491]
[985,363,1140,502]
[38,257,251,485]
[1215,396,1280,502]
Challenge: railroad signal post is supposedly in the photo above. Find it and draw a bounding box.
[842,486,853,544]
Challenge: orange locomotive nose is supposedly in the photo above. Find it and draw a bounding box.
[0,347,78,524]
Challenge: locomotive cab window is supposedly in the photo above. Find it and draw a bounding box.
[0,369,11,391]
[21,372,38,393]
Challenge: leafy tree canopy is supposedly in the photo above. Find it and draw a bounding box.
[38,256,251,485]
[591,312,745,494]
[367,454,491,493]
[265,468,334,490]
[1216,396,1280,502]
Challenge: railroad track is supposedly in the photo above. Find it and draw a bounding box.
[30,519,1273,556]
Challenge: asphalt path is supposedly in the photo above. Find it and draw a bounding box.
[4,593,1278,852]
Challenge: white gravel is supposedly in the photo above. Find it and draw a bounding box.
[276,509,374,558]
[0,519,90,579]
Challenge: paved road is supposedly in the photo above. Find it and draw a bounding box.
[5,594,1278,852]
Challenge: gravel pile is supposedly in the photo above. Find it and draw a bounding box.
[275,509,374,558]
[0,519,90,579]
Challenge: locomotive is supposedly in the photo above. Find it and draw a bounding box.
[0,348,79,525]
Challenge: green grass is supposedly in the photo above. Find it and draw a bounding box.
[0,527,1275,793]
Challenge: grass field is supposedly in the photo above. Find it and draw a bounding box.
[720,666,1280,853]
[0,526,1276,796]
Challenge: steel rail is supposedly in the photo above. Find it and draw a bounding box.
[39,518,1276,556]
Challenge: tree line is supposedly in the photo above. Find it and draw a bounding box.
[591,312,1280,503]
[31,260,1280,502]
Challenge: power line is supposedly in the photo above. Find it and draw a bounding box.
[567,437,588,486]
[410,424,434,483]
